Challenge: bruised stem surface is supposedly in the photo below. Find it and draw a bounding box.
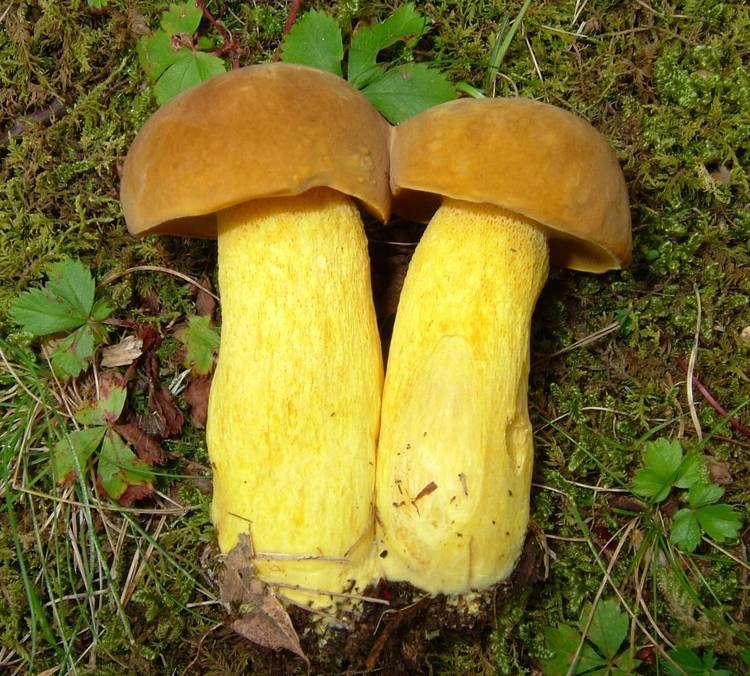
[208,188,383,606]
[376,200,549,595]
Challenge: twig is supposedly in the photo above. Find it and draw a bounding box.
[283,0,303,34]
[692,377,750,438]
[99,265,220,302]
[195,0,240,69]
[677,357,750,439]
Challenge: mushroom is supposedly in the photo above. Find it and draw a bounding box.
[375,98,631,594]
[120,64,390,605]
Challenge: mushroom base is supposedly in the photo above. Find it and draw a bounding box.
[375,200,549,595]
[208,188,383,607]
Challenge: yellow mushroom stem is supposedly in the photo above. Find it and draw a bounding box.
[375,199,550,595]
[207,187,383,607]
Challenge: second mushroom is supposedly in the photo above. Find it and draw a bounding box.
[375,98,631,594]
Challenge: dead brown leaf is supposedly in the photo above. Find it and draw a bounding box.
[185,375,212,428]
[219,535,308,665]
[150,385,184,437]
[101,336,143,368]
[115,423,167,465]
[118,483,155,507]
[144,353,184,437]
[195,274,217,318]
[707,456,733,485]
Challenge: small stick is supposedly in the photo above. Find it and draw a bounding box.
[196,0,241,69]
[283,0,303,34]
[677,357,750,439]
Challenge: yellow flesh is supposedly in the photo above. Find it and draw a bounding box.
[208,188,383,606]
[376,200,549,594]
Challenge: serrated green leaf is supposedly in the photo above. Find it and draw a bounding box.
[362,63,456,123]
[11,288,86,336]
[50,325,95,380]
[154,50,226,104]
[47,260,95,318]
[87,0,108,8]
[632,467,673,502]
[348,3,425,88]
[586,599,628,660]
[138,31,186,82]
[674,451,703,489]
[688,481,724,508]
[161,1,202,36]
[98,431,154,500]
[666,647,731,675]
[644,438,683,476]
[633,438,684,502]
[543,625,606,676]
[696,503,742,543]
[90,298,113,322]
[180,315,220,375]
[280,10,344,76]
[196,35,217,50]
[51,426,106,483]
[75,386,127,427]
[671,508,701,552]
[10,260,96,336]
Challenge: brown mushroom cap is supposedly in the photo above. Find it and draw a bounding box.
[121,63,391,237]
[390,98,631,272]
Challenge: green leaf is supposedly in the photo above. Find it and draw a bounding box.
[348,3,425,88]
[161,1,202,36]
[666,647,731,675]
[98,431,154,501]
[696,503,742,543]
[51,426,106,483]
[632,468,673,502]
[87,0,108,8]
[674,452,703,489]
[180,315,220,375]
[90,298,113,322]
[50,325,95,380]
[671,508,701,552]
[586,599,628,660]
[138,31,186,82]
[688,481,724,508]
[632,438,683,502]
[74,386,127,427]
[196,35,217,50]
[154,50,226,104]
[10,260,96,335]
[361,63,456,123]
[280,10,344,76]
[543,625,606,676]
[47,259,95,319]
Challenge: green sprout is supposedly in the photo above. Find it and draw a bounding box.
[280,3,457,123]
[10,259,112,380]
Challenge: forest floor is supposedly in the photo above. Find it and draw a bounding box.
[1,0,749,673]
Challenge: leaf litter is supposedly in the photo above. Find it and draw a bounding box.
[219,534,309,665]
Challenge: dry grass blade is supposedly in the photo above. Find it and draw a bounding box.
[686,285,703,441]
